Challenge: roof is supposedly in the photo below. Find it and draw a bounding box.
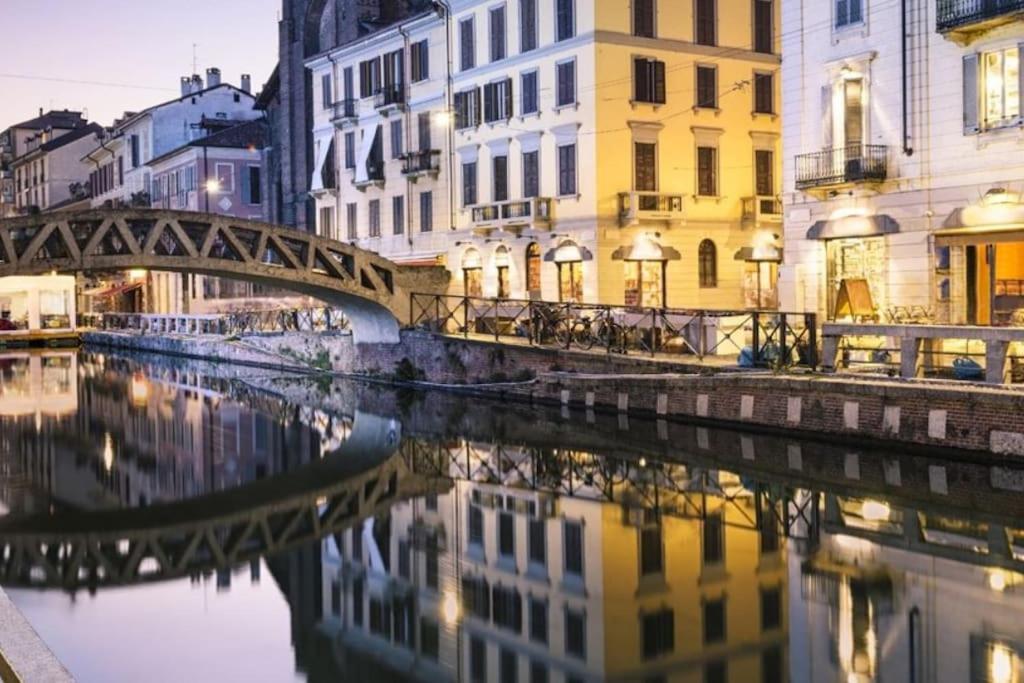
[114,83,256,132]
[6,110,85,133]
[147,119,268,167]
[12,124,102,165]
[254,65,280,111]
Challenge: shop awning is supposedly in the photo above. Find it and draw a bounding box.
[934,225,1024,247]
[734,246,783,262]
[610,236,681,262]
[806,214,900,240]
[937,196,1024,246]
[544,241,593,263]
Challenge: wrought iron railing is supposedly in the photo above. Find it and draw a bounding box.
[331,98,358,122]
[408,293,818,368]
[937,0,1024,32]
[794,144,888,189]
[374,85,406,109]
[80,307,349,336]
[401,149,441,175]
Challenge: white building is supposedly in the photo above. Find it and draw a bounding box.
[781,0,1024,326]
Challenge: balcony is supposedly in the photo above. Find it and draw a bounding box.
[469,198,552,232]
[618,192,685,228]
[937,0,1024,42]
[741,196,783,227]
[794,145,889,191]
[374,85,406,114]
[401,150,441,179]
[331,99,358,126]
[352,160,385,190]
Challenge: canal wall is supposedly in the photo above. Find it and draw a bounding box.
[0,588,72,682]
[83,329,1024,457]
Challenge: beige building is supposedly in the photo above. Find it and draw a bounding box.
[9,123,102,213]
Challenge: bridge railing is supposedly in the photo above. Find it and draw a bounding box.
[408,293,818,368]
[80,307,350,336]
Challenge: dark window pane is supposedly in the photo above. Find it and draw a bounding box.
[565,609,586,658]
[528,517,546,564]
[697,66,717,108]
[697,147,718,197]
[500,649,517,683]
[564,520,583,575]
[530,661,549,683]
[470,635,486,683]
[704,599,726,644]
[761,587,781,631]
[469,504,484,544]
[640,525,663,575]
[556,0,575,40]
[498,509,514,556]
[530,598,548,643]
[705,660,727,683]
[754,0,773,53]
[493,155,509,202]
[696,0,716,46]
[634,0,655,37]
[762,646,783,683]
[642,609,675,659]
[421,619,440,660]
[492,585,522,633]
[521,0,538,52]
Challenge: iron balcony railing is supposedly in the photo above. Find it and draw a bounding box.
[331,98,358,123]
[402,149,441,175]
[374,85,407,110]
[470,198,552,228]
[794,144,889,190]
[409,293,818,368]
[618,192,685,227]
[937,0,1024,32]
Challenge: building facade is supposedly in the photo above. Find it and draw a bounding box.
[9,123,102,213]
[309,0,783,310]
[780,0,1024,325]
[0,110,88,218]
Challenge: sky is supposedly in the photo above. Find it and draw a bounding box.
[0,0,281,130]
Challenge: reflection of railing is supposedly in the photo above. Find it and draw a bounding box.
[409,293,818,368]
[80,307,350,336]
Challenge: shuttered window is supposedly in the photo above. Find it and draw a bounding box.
[556,60,576,107]
[702,511,724,562]
[704,598,726,644]
[696,0,716,46]
[529,598,548,643]
[493,155,509,202]
[557,144,577,196]
[321,73,332,109]
[463,161,478,206]
[756,150,774,196]
[564,519,583,575]
[642,609,674,659]
[368,199,380,237]
[522,151,539,198]
[460,17,475,71]
[420,191,433,232]
[556,0,575,41]
[410,40,429,82]
[520,0,538,52]
[484,78,513,122]
[392,195,404,235]
[635,142,657,194]
[696,65,717,108]
[346,203,357,240]
[754,72,774,113]
[455,88,482,129]
[418,112,432,151]
[344,132,355,169]
[358,58,380,98]
[498,510,514,556]
[490,6,506,62]
[390,119,403,159]
[634,0,655,37]
[699,239,718,288]
[754,0,773,54]
[521,70,539,114]
[634,58,666,104]
[639,525,663,575]
[697,146,717,196]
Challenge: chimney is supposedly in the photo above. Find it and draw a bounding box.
[191,74,204,93]
[206,67,221,88]
[240,74,252,94]
[181,76,192,97]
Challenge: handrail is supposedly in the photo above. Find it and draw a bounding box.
[795,144,889,189]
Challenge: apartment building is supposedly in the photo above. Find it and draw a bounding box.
[0,110,88,217]
[781,0,1024,325]
[9,123,102,213]
[309,0,783,310]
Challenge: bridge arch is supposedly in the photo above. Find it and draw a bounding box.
[0,209,448,343]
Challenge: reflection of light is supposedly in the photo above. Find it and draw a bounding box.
[861,500,891,522]
[991,643,1016,683]
[128,269,147,281]
[103,432,114,471]
[130,372,150,407]
[441,592,460,625]
[638,458,647,468]
[990,571,1008,592]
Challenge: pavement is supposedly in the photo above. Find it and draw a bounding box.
[0,589,72,682]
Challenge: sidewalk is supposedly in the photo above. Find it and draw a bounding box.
[0,589,72,682]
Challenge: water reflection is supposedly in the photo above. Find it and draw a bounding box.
[0,351,1022,682]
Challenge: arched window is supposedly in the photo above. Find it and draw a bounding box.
[494,246,511,299]
[525,242,541,297]
[699,239,717,288]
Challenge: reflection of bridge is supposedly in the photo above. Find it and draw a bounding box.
[0,209,448,343]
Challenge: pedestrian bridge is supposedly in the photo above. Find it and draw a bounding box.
[0,209,449,343]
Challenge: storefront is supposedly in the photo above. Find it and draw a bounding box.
[611,235,680,308]
[525,242,542,299]
[545,240,590,303]
[461,248,483,298]
[0,275,77,334]
[735,242,782,310]
[494,246,511,299]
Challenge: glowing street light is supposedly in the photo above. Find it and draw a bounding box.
[441,592,460,625]
[205,178,222,194]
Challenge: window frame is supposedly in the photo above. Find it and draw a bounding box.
[699,239,718,289]
[633,0,657,38]
[555,58,577,108]
[557,142,578,197]
[490,4,507,63]
[460,16,476,71]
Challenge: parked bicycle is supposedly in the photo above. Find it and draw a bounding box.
[554,312,627,352]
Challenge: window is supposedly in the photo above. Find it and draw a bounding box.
[527,517,545,565]
[353,577,364,625]
[382,48,404,95]
[843,77,864,145]
[761,587,781,631]
[411,40,429,82]
[214,163,235,192]
[498,510,514,557]
[369,199,381,237]
[420,191,433,232]
[493,155,509,202]
[130,135,140,168]
[484,78,513,122]
[696,0,716,46]
[530,662,549,683]
[390,119,403,159]
[565,609,586,659]
[559,259,583,302]
[696,65,717,108]
[521,71,539,114]
[496,247,511,298]
[319,206,335,240]
[398,539,410,578]
[500,649,517,683]
[697,146,717,196]
[244,166,261,205]
[463,161,478,206]
[557,143,577,196]
[703,599,726,644]
[702,511,724,563]
[835,0,863,28]
[705,661,727,683]
[754,0,773,54]
[393,195,405,235]
[529,598,548,643]
[520,0,538,52]
[635,142,657,195]
[642,609,674,660]
[754,72,775,113]
[470,636,486,683]
[426,537,439,589]
[352,525,363,560]
[359,57,380,98]
[421,620,440,660]
[418,112,432,151]
[490,6,506,62]
[634,0,656,37]
[755,149,774,196]
[460,17,476,71]
[699,239,718,288]
[322,73,333,109]
[346,202,358,239]
[639,525,663,576]
[635,58,666,104]
[523,150,539,198]
[463,576,491,619]
[455,88,482,129]
[981,47,1021,130]
[556,60,576,107]
[493,585,523,632]
[342,66,354,102]
[526,242,542,295]
[564,519,583,576]
[762,646,783,683]
[556,0,575,41]
[344,131,356,169]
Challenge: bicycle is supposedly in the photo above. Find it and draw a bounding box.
[555,314,627,351]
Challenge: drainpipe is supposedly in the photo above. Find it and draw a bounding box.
[902,0,914,156]
[434,0,456,234]
[399,24,415,249]
[329,53,341,241]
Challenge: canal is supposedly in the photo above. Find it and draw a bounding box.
[0,349,1022,682]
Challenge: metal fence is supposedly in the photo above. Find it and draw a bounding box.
[80,307,350,336]
[937,0,1024,31]
[408,293,818,368]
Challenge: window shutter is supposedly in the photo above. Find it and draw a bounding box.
[421,42,429,80]
[963,54,980,135]
[654,61,666,103]
[634,59,647,101]
[473,88,482,125]
[821,85,833,149]
[504,78,513,119]
[242,168,251,204]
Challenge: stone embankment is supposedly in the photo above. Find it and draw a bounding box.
[0,588,72,682]
[84,329,1024,458]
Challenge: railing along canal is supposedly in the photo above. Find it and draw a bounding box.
[409,293,818,368]
[80,307,350,336]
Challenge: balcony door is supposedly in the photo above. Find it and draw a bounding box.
[634,142,658,211]
[843,77,864,149]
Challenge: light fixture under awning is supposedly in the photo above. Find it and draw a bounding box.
[806,214,900,240]
[734,246,783,262]
[544,241,593,263]
[610,236,681,261]
[937,191,1024,246]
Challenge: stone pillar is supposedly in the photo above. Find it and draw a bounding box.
[900,336,923,379]
[986,339,1011,384]
[821,333,841,372]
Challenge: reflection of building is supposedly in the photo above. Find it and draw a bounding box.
[308,1,784,310]
[322,442,787,682]
[781,0,1024,325]
[0,351,78,420]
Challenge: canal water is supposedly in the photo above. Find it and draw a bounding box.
[0,349,1022,683]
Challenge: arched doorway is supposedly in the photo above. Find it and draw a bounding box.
[612,235,680,308]
[494,246,511,299]
[525,242,541,299]
[545,240,589,303]
[462,248,483,298]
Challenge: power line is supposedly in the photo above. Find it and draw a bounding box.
[0,73,177,93]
